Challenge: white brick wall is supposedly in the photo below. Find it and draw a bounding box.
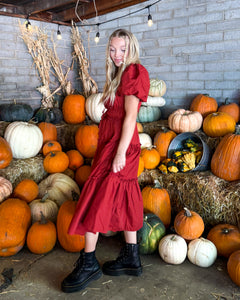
[0,0,240,118]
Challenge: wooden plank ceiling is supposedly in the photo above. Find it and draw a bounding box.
[0,0,149,26]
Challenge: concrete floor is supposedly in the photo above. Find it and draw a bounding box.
[0,234,239,300]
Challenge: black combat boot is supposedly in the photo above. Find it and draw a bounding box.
[61,250,102,293]
[102,243,142,276]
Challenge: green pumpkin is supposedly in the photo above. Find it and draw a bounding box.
[137,213,166,255]
[0,103,33,122]
[33,107,63,124]
[137,106,161,123]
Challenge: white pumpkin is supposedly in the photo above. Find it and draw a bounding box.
[158,234,187,264]
[0,177,12,203]
[4,121,43,159]
[85,93,105,124]
[149,79,167,97]
[139,133,152,149]
[29,194,59,223]
[187,237,217,267]
[38,173,80,207]
[142,96,166,107]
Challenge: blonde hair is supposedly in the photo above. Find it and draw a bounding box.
[102,29,140,104]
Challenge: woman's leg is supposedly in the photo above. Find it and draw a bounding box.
[124,230,137,244]
[85,232,99,252]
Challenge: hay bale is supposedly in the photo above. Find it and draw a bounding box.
[138,169,240,228]
[0,155,47,188]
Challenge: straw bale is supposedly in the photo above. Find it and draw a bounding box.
[138,169,240,228]
[0,155,47,189]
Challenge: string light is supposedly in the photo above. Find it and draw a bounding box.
[25,15,31,30]
[94,24,100,44]
[57,25,62,40]
[147,6,153,27]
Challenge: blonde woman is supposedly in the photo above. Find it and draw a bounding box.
[61,28,150,293]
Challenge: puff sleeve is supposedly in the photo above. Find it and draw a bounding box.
[120,64,150,103]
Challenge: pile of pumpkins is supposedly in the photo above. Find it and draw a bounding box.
[137,179,240,287]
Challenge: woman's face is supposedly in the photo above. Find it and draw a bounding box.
[109,36,129,67]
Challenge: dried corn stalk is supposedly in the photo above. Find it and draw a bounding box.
[71,23,98,98]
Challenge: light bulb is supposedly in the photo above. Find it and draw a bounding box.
[148,14,153,27]
[57,30,62,40]
[95,32,100,44]
[25,19,31,30]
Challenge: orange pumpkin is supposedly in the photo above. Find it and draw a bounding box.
[137,122,143,133]
[142,180,171,227]
[43,151,69,174]
[153,127,177,161]
[13,179,39,203]
[75,165,92,187]
[42,140,62,156]
[174,207,204,241]
[0,136,12,169]
[218,98,240,123]
[38,122,57,144]
[227,250,240,286]
[137,156,144,177]
[190,94,218,118]
[75,124,99,158]
[57,192,85,252]
[211,128,240,181]
[207,224,240,258]
[26,211,57,254]
[62,94,86,124]
[0,198,31,257]
[140,147,160,169]
[203,112,236,137]
[66,149,84,171]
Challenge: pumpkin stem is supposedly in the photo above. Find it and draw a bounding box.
[224,97,229,105]
[71,190,80,201]
[40,211,48,225]
[222,228,230,234]
[183,207,192,217]
[41,193,49,203]
[235,125,240,135]
[153,179,162,189]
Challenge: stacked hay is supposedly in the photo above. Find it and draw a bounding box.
[138,169,240,228]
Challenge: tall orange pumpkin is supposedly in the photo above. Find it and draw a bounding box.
[57,192,85,252]
[174,207,204,241]
[153,127,177,161]
[190,94,218,118]
[211,127,240,181]
[0,198,31,256]
[0,136,12,169]
[38,122,57,144]
[75,124,99,158]
[207,224,240,257]
[218,98,240,123]
[62,94,86,124]
[142,180,171,227]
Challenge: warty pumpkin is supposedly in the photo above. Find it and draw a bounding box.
[203,112,236,137]
[4,121,43,159]
[0,197,31,257]
[227,250,240,287]
[168,109,203,133]
[62,94,86,124]
[38,173,80,207]
[174,207,204,241]
[43,151,69,174]
[42,140,62,156]
[207,224,240,257]
[142,179,171,227]
[27,211,57,254]
[57,192,85,252]
[0,177,12,203]
[140,147,160,170]
[218,98,240,123]
[190,94,218,118]
[75,124,99,158]
[13,179,39,203]
[153,127,177,161]
[210,127,240,181]
[0,136,13,169]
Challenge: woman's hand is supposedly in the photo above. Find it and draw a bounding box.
[112,153,126,173]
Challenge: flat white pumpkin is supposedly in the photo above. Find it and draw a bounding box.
[85,93,105,124]
[142,96,166,107]
[4,121,43,159]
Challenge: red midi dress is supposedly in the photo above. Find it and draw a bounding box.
[68,63,150,235]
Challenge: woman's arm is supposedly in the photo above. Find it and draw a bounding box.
[112,95,139,173]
